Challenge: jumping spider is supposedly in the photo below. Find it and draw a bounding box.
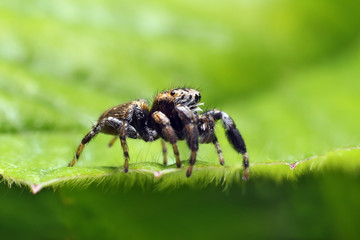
[69,88,249,180]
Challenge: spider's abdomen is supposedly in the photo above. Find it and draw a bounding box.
[97,100,149,135]
[99,101,131,121]
[99,100,148,120]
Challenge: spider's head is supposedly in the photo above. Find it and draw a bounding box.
[168,88,203,112]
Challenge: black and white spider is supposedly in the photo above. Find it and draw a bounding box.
[69,88,249,180]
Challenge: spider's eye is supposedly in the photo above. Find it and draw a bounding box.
[170,90,176,96]
[195,94,201,102]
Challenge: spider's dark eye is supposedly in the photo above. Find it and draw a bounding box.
[195,94,201,102]
[170,90,176,96]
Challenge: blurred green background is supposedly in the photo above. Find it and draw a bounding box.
[1,0,360,239]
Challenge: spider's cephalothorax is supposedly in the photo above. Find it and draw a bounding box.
[69,88,249,180]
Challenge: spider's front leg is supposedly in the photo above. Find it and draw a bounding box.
[175,105,199,177]
[204,109,249,181]
[152,111,181,168]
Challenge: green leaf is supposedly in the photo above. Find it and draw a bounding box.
[1,0,360,194]
[1,131,359,194]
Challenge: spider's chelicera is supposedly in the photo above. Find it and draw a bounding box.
[69,88,249,180]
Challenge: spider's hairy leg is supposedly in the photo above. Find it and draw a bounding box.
[108,136,117,148]
[152,111,181,168]
[68,120,107,167]
[109,124,138,148]
[161,140,168,166]
[175,106,199,177]
[205,109,249,181]
[213,137,225,166]
[119,122,130,173]
[198,115,225,166]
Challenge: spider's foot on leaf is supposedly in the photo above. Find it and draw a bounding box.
[242,167,249,181]
[186,166,193,178]
[68,158,76,167]
[242,152,249,181]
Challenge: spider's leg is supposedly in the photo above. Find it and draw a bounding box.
[161,140,168,166]
[119,121,130,173]
[175,105,199,177]
[108,124,138,148]
[204,109,249,181]
[152,111,181,168]
[199,115,225,166]
[213,137,225,166]
[108,136,117,148]
[68,120,107,167]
